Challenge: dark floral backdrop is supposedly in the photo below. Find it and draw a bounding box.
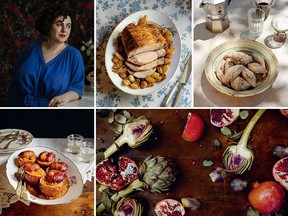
[0,0,94,106]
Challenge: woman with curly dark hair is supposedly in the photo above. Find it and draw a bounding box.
[6,4,84,107]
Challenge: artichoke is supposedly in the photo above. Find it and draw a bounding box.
[139,155,177,193]
[113,197,143,216]
[104,116,153,159]
[222,109,266,174]
[96,155,177,214]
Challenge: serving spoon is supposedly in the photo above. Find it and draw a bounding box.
[0,130,19,143]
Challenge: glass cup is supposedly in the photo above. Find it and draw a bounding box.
[254,0,273,20]
[67,134,84,154]
[80,141,94,163]
[265,17,288,49]
[247,8,265,39]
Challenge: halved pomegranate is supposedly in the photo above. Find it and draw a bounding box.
[273,157,288,190]
[96,156,139,191]
[182,112,205,142]
[154,199,185,216]
[280,109,288,118]
[210,109,240,127]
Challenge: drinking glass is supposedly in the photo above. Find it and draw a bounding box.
[80,141,94,163]
[265,17,288,49]
[254,0,273,20]
[247,8,265,39]
[67,134,84,154]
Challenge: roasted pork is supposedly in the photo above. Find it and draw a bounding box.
[126,58,164,72]
[129,69,156,78]
[127,48,166,66]
[121,23,167,58]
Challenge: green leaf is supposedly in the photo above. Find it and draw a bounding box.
[247,207,259,216]
[102,192,112,210]
[221,126,232,136]
[203,160,214,167]
[240,110,249,120]
[96,148,106,164]
[229,131,243,140]
[122,110,132,119]
[108,111,114,124]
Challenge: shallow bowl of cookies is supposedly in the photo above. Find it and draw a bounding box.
[204,39,279,97]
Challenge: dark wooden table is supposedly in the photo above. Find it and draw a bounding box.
[96,109,288,216]
[2,178,94,216]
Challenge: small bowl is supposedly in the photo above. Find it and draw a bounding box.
[204,39,279,97]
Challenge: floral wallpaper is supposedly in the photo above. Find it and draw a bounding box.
[0,0,94,106]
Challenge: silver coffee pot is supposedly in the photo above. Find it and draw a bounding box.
[200,0,230,33]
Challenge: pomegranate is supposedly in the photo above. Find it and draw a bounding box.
[273,157,288,190]
[154,199,185,216]
[96,156,139,191]
[248,181,285,214]
[182,112,205,142]
[280,109,288,118]
[210,109,239,127]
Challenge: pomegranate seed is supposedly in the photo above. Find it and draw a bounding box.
[101,128,106,132]
[97,137,104,143]
[160,121,164,125]
[278,159,288,172]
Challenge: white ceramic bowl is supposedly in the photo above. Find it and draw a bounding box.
[105,10,181,95]
[205,39,279,97]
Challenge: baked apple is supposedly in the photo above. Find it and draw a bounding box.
[50,162,68,172]
[45,169,66,182]
[18,150,37,167]
[39,173,69,199]
[37,151,56,168]
[23,163,45,185]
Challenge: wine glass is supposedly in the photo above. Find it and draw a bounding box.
[254,0,273,20]
[265,17,288,49]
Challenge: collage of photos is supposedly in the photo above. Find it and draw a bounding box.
[0,0,288,216]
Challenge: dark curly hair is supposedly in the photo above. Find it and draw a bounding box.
[35,3,75,37]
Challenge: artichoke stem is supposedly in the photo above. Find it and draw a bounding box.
[103,135,129,159]
[96,179,144,214]
[111,179,144,203]
[238,109,266,149]
[98,185,107,192]
[96,203,106,213]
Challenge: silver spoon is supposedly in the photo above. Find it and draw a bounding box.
[2,136,18,150]
[0,130,19,143]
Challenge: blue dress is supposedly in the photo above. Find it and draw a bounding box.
[6,41,85,107]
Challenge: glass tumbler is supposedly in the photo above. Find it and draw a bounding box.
[247,8,265,39]
[80,141,94,163]
[67,134,84,154]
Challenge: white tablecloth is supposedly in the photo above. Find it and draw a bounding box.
[64,85,95,107]
[96,0,192,107]
[194,0,288,107]
[0,138,94,213]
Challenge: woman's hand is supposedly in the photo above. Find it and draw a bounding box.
[48,91,80,107]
